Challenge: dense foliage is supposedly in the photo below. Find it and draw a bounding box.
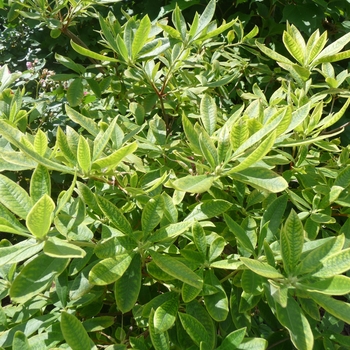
[1,0,350,349]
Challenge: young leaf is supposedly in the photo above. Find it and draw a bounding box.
[149,309,170,350]
[132,15,151,59]
[193,0,216,39]
[34,129,47,156]
[200,94,217,136]
[114,254,141,313]
[30,164,51,203]
[240,257,284,279]
[26,194,55,239]
[283,29,305,65]
[192,221,207,257]
[12,331,30,350]
[149,250,203,288]
[61,312,96,350]
[280,209,304,275]
[89,254,133,285]
[77,135,91,175]
[10,254,69,303]
[199,132,218,169]
[92,117,117,161]
[0,174,32,219]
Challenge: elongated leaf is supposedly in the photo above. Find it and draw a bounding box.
[77,135,91,175]
[150,250,203,288]
[34,129,47,156]
[71,39,118,62]
[114,254,141,313]
[311,248,350,278]
[194,0,216,39]
[149,309,170,350]
[65,105,99,137]
[275,295,313,350]
[217,124,231,163]
[92,142,137,170]
[55,53,85,74]
[309,291,350,324]
[132,15,151,59]
[61,312,96,350]
[96,196,132,235]
[92,118,117,161]
[0,174,32,219]
[230,167,288,193]
[218,328,246,349]
[281,210,304,275]
[182,269,203,303]
[82,316,115,332]
[89,254,133,285]
[208,236,225,262]
[192,221,207,257]
[316,98,350,131]
[30,164,51,202]
[142,195,164,233]
[256,41,294,65]
[154,297,179,333]
[10,254,69,303]
[227,131,276,174]
[240,257,284,279]
[307,30,327,64]
[200,94,217,136]
[67,78,84,107]
[241,269,264,296]
[44,237,86,258]
[203,270,229,321]
[182,114,202,154]
[185,199,231,222]
[171,174,215,193]
[199,132,218,168]
[150,221,192,243]
[26,194,55,239]
[178,313,210,347]
[298,275,350,295]
[283,30,304,65]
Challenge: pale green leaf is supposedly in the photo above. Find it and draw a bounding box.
[44,237,86,258]
[71,39,118,62]
[171,174,215,193]
[142,195,164,233]
[154,297,179,333]
[26,194,55,239]
[77,135,91,175]
[199,132,218,168]
[92,118,117,161]
[283,30,305,65]
[298,275,350,295]
[185,199,232,222]
[34,129,47,156]
[194,0,216,39]
[12,331,30,350]
[149,309,170,350]
[150,221,192,243]
[89,254,133,285]
[208,236,225,262]
[256,40,294,65]
[192,221,207,257]
[132,15,151,59]
[67,78,84,107]
[240,257,284,279]
[178,313,210,346]
[200,94,217,136]
[65,105,99,137]
[30,164,51,202]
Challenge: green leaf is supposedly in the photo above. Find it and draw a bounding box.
[178,313,211,347]
[142,195,164,233]
[132,15,151,59]
[70,39,118,62]
[92,118,117,161]
[298,275,350,295]
[77,135,91,175]
[224,214,255,254]
[200,94,217,136]
[67,78,84,107]
[182,114,202,155]
[150,250,203,288]
[34,129,47,156]
[149,309,170,350]
[82,316,115,332]
[89,254,133,285]
[114,254,141,313]
[256,40,294,65]
[203,270,229,321]
[65,105,99,137]
[12,331,30,350]
[10,254,69,303]
[185,199,232,222]
[194,0,216,39]
[171,174,215,193]
[275,295,313,350]
[26,194,55,239]
[217,125,231,163]
[192,221,207,257]
[154,297,179,333]
[150,221,192,243]
[309,292,350,324]
[61,312,96,350]
[217,328,246,349]
[306,30,327,64]
[281,209,304,275]
[241,269,264,296]
[55,53,85,74]
[96,196,132,235]
[240,257,284,279]
[283,30,305,65]
[208,236,225,262]
[311,248,350,278]
[182,269,203,303]
[92,142,137,170]
[30,164,51,202]
[199,132,218,168]
[230,167,288,193]
[44,237,86,258]
[0,174,32,219]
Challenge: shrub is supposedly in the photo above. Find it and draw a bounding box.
[1,1,350,349]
